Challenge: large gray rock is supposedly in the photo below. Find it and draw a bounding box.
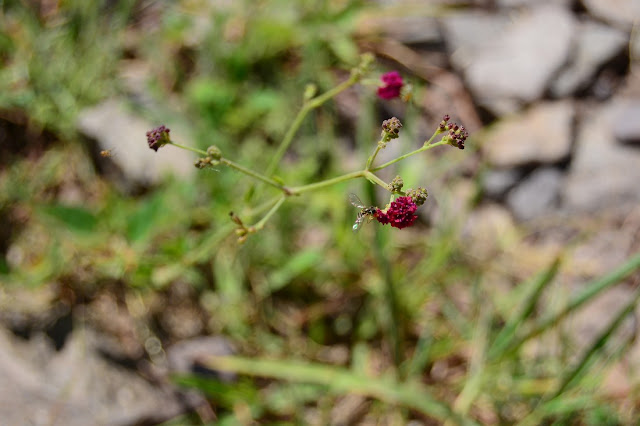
[562,101,640,212]
[443,5,575,114]
[582,0,640,29]
[77,100,195,187]
[481,101,574,167]
[551,20,628,97]
[608,98,640,145]
[0,327,186,426]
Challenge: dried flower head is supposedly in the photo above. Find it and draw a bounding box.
[146,125,171,151]
[377,71,404,100]
[375,196,418,229]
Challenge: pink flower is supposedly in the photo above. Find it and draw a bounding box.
[377,71,404,100]
[375,196,418,229]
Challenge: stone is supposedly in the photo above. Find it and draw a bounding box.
[482,168,522,199]
[562,101,640,212]
[551,20,628,97]
[608,98,640,145]
[481,101,574,167]
[582,0,640,30]
[443,5,575,114]
[0,327,186,426]
[77,100,195,187]
[357,15,441,45]
[506,167,563,221]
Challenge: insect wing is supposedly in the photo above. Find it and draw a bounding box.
[352,214,365,232]
[348,193,366,209]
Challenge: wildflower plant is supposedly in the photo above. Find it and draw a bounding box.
[146,54,468,242]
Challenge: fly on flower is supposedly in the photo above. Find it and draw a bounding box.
[349,193,378,232]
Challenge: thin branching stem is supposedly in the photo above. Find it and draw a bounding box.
[168,142,207,156]
[265,73,361,177]
[370,140,449,172]
[221,158,292,194]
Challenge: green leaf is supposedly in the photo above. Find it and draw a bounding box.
[39,204,97,233]
[126,194,164,244]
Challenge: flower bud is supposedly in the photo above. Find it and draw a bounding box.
[388,175,404,192]
[406,187,428,206]
[206,145,223,160]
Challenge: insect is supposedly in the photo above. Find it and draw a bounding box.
[100,148,115,158]
[349,193,377,232]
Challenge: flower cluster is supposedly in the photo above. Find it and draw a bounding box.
[439,115,468,150]
[146,125,171,151]
[375,196,418,229]
[377,71,404,100]
[381,117,403,144]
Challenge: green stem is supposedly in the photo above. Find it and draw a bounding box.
[370,140,449,172]
[288,170,364,195]
[265,73,360,177]
[168,142,207,156]
[221,158,291,194]
[365,143,383,170]
[363,171,388,189]
[251,196,287,231]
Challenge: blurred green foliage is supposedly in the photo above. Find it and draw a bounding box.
[1,1,639,424]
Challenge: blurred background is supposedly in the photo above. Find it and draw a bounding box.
[1,0,639,424]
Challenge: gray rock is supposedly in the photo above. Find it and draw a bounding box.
[608,98,640,145]
[497,0,571,7]
[444,5,575,114]
[0,327,186,426]
[482,168,522,199]
[582,0,640,29]
[77,100,195,187]
[562,102,640,212]
[551,20,628,97]
[481,101,574,167]
[441,11,511,71]
[506,167,563,221]
[358,15,441,45]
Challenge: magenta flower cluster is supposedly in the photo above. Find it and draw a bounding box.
[375,196,418,229]
[377,71,404,100]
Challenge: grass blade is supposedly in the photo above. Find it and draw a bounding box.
[548,286,640,399]
[203,355,479,426]
[488,257,562,360]
[507,251,640,355]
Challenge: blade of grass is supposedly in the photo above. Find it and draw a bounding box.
[454,304,492,416]
[203,355,479,426]
[516,287,640,426]
[506,252,640,356]
[488,257,562,360]
[548,285,640,400]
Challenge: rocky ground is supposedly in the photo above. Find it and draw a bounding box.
[1,0,639,424]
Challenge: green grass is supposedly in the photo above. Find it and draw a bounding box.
[1,1,640,424]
